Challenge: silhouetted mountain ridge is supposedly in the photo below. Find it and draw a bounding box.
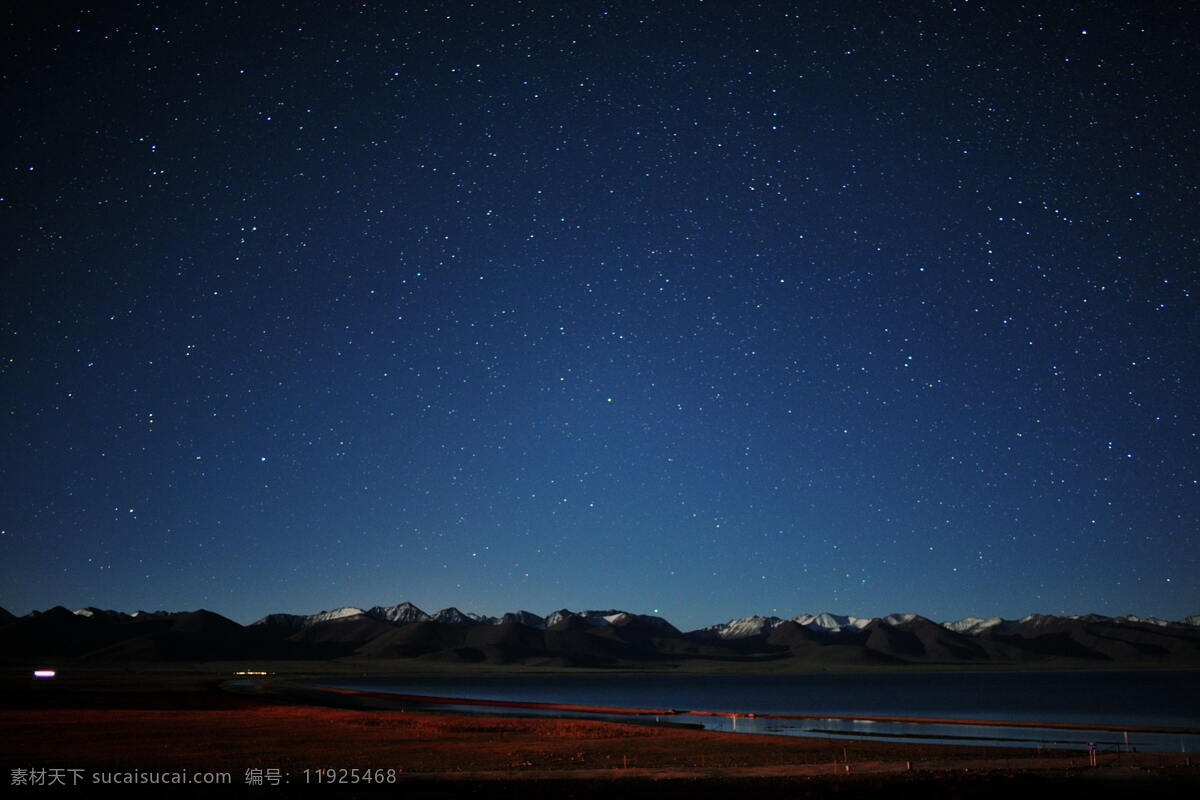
[1,602,1197,667]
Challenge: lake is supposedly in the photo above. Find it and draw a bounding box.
[307,669,1200,752]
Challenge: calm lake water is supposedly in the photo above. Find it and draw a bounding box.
[309,669,1200,752]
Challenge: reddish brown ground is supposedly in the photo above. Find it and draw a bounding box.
[2,686,1197,798]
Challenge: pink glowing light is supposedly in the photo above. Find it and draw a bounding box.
[33,670,56,678]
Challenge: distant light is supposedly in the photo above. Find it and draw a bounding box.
[33,670,56,679]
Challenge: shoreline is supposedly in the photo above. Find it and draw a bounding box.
[3,667,1198,797]
[267,677,1200,734]
[260,673,1200,744]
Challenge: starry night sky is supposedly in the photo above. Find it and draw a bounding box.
[3,1,1197,630]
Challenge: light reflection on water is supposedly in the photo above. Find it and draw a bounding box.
[305,670,1200,753]
[397,703,1200,752]
[692,714,1196,753]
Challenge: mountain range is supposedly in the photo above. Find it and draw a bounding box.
[3,602,1199,668]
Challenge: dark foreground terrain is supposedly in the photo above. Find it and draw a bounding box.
[1,665,1198,798]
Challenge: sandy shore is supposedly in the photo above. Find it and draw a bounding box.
[2,667,1198,798]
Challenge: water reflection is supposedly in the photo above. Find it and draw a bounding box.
[304,670,1200,753]
[672,713,1199,753]
[385,700,1200,753]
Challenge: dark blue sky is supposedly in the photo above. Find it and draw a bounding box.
[3,1,1196,630]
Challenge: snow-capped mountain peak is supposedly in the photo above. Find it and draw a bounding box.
[942,616,1006,635]
[544,609,575,628]
[307,606,366,623]
[1115,614,1170,627]
[367,602,429,625]
[74,607,131,621]
[700,615,782,639]
[430,607,497,625]
[499,610,547,628]
[792,612,874,632]
[240,601,1200,637]
[251,606,366,630]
